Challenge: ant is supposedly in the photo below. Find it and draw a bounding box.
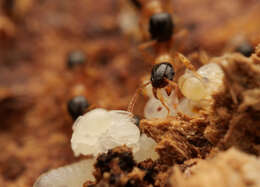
[128,0,205,115]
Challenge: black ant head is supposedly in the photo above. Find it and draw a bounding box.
[67,51,86,69]
[151,63,175,88]
[235,41,254,57]
[67,96,89,120]
[149,12,174,42]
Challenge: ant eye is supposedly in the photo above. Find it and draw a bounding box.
[67,51,86,69]
[149,13,174,42]
[151,63,175,88]
[67,96,89,120]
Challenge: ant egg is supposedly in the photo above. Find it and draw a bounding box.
[178,72,208,101]
[134,134,158,162]
[178,63,224,101]
[177,98,196,117]
[144,90,177,119]
[197,63,224,94]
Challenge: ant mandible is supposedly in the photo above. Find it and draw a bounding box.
[128,0,204,115]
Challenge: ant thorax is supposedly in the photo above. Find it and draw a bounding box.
[143,0,163,16]
[155,53,173,65]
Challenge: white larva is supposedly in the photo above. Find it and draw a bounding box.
[71,108,140,157]
[178,63,224,101]
[33,159,95,187]
[35,108,158,187]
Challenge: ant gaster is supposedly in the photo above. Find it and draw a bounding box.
[149,12,174,42]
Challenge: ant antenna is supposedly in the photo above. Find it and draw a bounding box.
[127,81,151,113]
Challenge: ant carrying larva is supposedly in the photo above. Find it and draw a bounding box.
[128,0,208,115]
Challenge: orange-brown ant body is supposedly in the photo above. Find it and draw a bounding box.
[128,0,203,114]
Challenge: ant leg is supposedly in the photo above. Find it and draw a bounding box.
[169,29,189,52]
[165,85,172,96]
[128,81,151,113]
[152,87,158,99]
[166,79,178,92]
[176,53,204,82]
[156,89,171,116]
[173,29,189,41]
[138,40,156,51]
[199,50,210,65]
[176,52,197,72]
[139,18,149,40]
[164,85,177,110]
[138,41,156,63]
[165,80,179,109]
[88,104,96,111]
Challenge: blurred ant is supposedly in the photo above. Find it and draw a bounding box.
[128,0,204,115]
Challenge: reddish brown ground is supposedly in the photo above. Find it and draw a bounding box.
[0,0,260,186]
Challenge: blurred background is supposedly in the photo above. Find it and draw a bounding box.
[0,0,260,186]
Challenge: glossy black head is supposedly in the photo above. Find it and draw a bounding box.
[67,51,86,68]
[235,42,254,57]
[151,63,175,88]
[149,13,174,42]
[67,96,89,120]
